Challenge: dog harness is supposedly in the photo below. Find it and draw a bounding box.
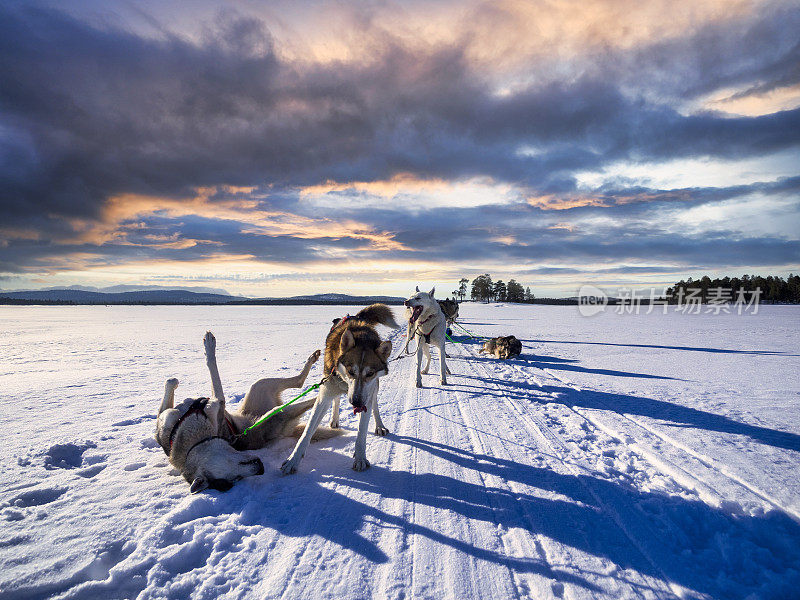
[416,313,438,343]
[163,397,210,455]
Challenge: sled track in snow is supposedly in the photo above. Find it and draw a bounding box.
[486,346,800,526]
[449,340,680,598]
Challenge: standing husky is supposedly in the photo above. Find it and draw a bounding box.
[437,297,459,325]
[281,304,399,474]
[405,286,450,388]
[156,332,327,493]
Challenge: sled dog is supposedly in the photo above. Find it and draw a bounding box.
[405,286,450,387]
[437,298,459,325]
[480,335,522,359]
[157,332,332,493]
[281,304,399,474]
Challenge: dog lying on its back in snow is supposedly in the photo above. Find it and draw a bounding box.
[156,332,334,493]
[480,335,522,360]
[281,303,400,474]
[405,287,450,388]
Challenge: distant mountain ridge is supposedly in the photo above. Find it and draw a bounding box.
[0,289,406,305]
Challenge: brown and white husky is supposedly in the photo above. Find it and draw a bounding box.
[281,304,400,474]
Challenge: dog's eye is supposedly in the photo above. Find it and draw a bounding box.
[364,370,374,378]
[348,369,356,377]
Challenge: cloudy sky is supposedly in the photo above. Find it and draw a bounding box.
[1,0,799,297]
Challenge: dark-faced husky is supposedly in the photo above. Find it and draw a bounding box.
[280,304,400,474]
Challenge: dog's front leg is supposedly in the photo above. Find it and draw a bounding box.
[352,397,373,471]
[281,384,334,475]
[414,335,424,388]
[420,343,431,374]
[372,381,388,436]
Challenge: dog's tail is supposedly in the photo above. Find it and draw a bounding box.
[288,424,345,441]
[355,303,400,329]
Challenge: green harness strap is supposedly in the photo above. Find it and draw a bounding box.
[234,379,323,440]
[451,322,486,341]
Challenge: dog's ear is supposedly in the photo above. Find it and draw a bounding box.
[415,285,420,292]
[340,329,355,352]
[190,477,208,494]
[429,286,435,298]
[377,340,392,362]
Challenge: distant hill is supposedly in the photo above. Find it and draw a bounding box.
[0,289,406,305]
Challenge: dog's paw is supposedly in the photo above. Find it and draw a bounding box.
[280,459,298,475]
[374,425,389,436]
[415,381,423,388]
[352,457,371,471]
[440,379,448,386]
[308,349,321,363]
[165,378,179,390]
[204,331,216,354]
[329,419,339,429]
[420,368,429,374]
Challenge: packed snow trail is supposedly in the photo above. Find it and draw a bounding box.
[1,304,799,599]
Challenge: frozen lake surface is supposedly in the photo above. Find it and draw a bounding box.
[1,303,799,599]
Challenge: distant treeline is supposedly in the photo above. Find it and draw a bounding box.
[666,274,800,304]
[0,298,73,305]
[450,274,535,303]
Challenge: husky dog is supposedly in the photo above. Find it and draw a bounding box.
[437,297,459,325]
[157,332,328,493]
[281,304,399,474]
[405,286,450,388]
[480,335,522,359]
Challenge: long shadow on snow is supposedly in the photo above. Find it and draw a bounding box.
[519,339,793,356]
[457,371,800,453]
[325,432,800,599]
[467,353,681,381]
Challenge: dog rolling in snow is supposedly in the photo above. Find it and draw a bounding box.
[157,332,331,493]
[405,286,450,388]
[480,335,522,360]
[281,304,400,474]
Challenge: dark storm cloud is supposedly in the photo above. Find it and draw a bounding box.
[1,2,799,279]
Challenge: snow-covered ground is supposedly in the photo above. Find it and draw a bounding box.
[1,303,799,600]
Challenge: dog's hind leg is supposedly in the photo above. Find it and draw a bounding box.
[159,378,179,415]
[277,349,321,392]
[204,332,225,402]
[240,350,321,416]
[414,337,424,388]
[281,383,336,475]
[371,382,388,436]
[437,337,448,385]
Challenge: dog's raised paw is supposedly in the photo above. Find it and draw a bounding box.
[352,458,370,471]
[309,349,321,363]
[374,426,389,436]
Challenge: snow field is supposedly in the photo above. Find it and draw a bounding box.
[1,304,799,599]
